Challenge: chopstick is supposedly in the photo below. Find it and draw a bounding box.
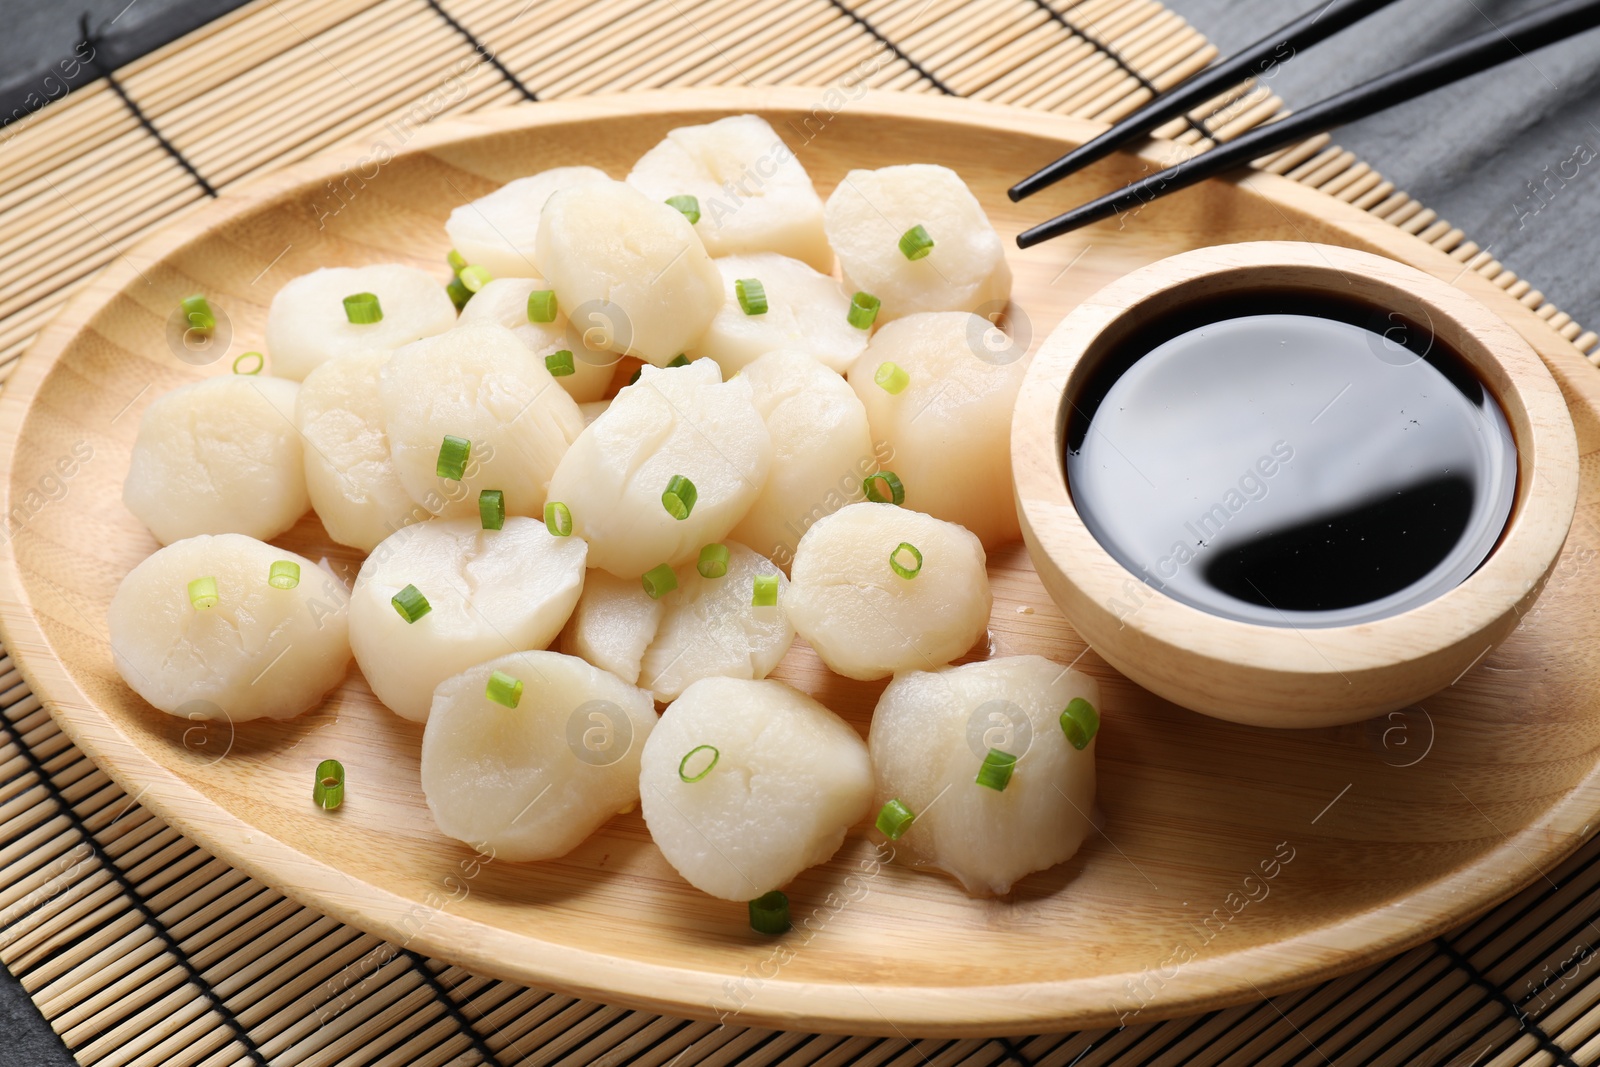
[1015,0,1600,248]
[1008,0,1402,203]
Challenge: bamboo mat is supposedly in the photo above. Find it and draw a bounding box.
[4,0,1600,1064]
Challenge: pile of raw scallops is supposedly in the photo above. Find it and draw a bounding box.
[110,115,1103,919]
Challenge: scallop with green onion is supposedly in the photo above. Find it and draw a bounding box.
[296,350,419,552]
[380,324,584,521]
[823,164,1010,322]
[454,276,616,403]
[421,650,656,861]
[264,264,456,381]
[108,534,349,721]
[444,166,610,280]
[348,517,587,721]
[625,114,831,272]
[534,179,723,366]
[848,311,1027,548]
[869,656,1100,896]
[545,360,771,577]
[730,350,875,568]
[687,253,867,374]
[639,677,873,900]
[123,375,309,545]
[785,502,991,680]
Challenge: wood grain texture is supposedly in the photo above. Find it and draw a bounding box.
[1,88,1599,1038]
[1014,242,1579,727]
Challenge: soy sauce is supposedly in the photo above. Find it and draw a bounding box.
[1065,292,1516,628]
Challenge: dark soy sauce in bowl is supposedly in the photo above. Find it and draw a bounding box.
[1065,291,1517,628]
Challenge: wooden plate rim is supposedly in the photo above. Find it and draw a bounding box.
[2,88,1598,1036]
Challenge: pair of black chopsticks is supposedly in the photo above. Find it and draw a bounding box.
[1010,0,1600,247]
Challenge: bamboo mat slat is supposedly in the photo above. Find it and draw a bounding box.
[3,0,1600,1063]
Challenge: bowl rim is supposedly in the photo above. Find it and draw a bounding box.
[1013,241,1580,716]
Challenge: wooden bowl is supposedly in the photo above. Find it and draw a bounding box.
[5,90,1600,1037]
[1015,242,1579,728]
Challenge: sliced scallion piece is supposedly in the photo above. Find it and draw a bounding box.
[486,669,524,709]
[662,475,697,521]
[875,798,915,840]
[668,353,690,367]
[459,264,492,293]
[447,249,467,274]
[313,759,345,810]
[665,194,701,224]
[527,288,557,322]
[898,224,934,260]
[232,351,264,375]
[391,584,431,623]
[436,435,471,480]
[187,576,218,610]
[545,500,573,537]
[447,275,472,310]
[679,744,719,782]
[343,292,383,324]
[181,294,215,332]
[975,748,1018,791]
[697,543,730,579]
[847,291,880,330]
[735,278,767,316]
[1060,697,1100,750]
[874,361,909,395]
[545,349,575,377]
[748,890,791,935]
[479,489,505,531]
[863,471,905,506]
[889,542,922,580]
[268,560,301,590]
[752,573,778,607]
[642,563,677,600]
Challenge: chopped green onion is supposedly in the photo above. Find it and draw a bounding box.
[752,573,778,607]
[863,471,905,506]
[343,292,383,324]
[668,353,690,367]
[527,288,557,322]
[679,744,719,782]
[665,194,701,224]
[847,291,880,330]
[642,563,677,600]
[181,294,215,332]
[436,435,471,480]
[627,367,642,386]
[187,576,218,610]
[459,264,492,293]
[874,361,910,395]
[545,349,575,377]
[391,584,431,623]
[479,489,505,531]
[735,278,767,316]
[662,475,697,521]
[447,249,467,274]
[545,500,572,537]
[232,351,264,375]
[268,560,301,589]
[1060,697,1100,750]
[889,542,922,580]
[313,759,344,810]
[697,543,730,579]
[875,798,915,840]
[975,748,1018,791]
[748,890,791,935]
[898,224,934,260]
[447,275,472,310]
[486,669,523,709]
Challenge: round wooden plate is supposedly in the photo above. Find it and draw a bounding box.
[3,89,1599,1038]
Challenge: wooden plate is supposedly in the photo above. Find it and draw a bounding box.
[4,89,1599,1038]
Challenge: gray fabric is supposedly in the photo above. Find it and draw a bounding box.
[0,962,74,1066]
[1165,0,1600,334]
